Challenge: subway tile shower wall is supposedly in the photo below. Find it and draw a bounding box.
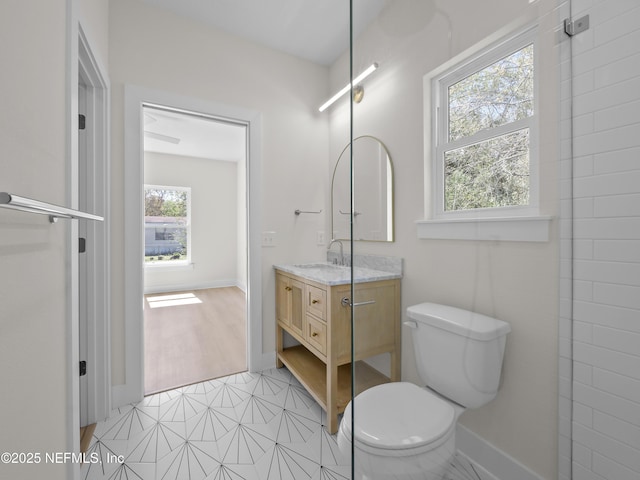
[567,1,640,479]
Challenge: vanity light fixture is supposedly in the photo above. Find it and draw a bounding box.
[318,62,378,112]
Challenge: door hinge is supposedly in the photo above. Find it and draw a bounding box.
[79,237,86,253]
[79,361,87,377]
[564,15,589,37]
[79,114,86,130]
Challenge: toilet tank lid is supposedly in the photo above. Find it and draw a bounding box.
[407,303,511,340]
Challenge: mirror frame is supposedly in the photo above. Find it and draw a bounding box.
[330,135,395,242]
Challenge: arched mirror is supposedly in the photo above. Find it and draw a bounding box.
[331,135,394,242]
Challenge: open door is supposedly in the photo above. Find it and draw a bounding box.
[78,81,89,428]
[76,31,111,432]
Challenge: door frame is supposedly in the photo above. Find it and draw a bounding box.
[77,27,111,426]
[65,13,111,479]
[117,85,263,407]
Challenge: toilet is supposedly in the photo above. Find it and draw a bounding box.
[337,302,511,480]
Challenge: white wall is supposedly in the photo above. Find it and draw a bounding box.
[77,0,109,62]
[0,1,109,479]
[143,152,241,293]
[0,4,69,479]
[327,1,562,478]
[109,0,331,385]
[568,1,640,479]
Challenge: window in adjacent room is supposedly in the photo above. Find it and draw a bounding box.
[144,185,191,266]
[431,27,537,219]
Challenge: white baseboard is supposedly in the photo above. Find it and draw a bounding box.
[259,351,277,372]
[111,383,139,410]
[456,424,546,480]
[143,280,242,295]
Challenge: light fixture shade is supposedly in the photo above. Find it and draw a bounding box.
[319,63,378,112]
[352,85,364,104]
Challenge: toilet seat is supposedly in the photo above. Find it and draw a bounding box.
[341,382,456,457]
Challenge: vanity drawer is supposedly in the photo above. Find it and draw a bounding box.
[306,285,326,320]
[306,315,327,355]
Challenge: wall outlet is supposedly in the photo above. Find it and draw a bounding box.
[262,231,277,247]
[317,231,325,246]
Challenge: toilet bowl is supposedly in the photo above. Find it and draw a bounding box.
[337,303,511,480]
[337,382,462,480]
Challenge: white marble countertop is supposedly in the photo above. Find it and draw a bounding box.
[273,262,402,286]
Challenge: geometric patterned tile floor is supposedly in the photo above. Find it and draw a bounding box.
[81,367,494,480]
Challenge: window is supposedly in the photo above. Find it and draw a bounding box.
[432,28,537,219]
[144,185,191,266]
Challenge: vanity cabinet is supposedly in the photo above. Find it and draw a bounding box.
[275,269,401,433]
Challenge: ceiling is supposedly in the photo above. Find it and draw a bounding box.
[140,0,386,161]
[143,107,247,162]
[140,0,385,66]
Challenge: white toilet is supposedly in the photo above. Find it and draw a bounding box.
[337,302,511,480]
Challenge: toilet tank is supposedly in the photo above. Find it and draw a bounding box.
[406,303,511,409]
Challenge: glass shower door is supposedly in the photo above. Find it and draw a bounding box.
[347,1,568,479]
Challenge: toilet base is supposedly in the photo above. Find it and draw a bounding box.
[337,423,456,480]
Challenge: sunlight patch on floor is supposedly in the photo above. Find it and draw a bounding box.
[146,292,203,308]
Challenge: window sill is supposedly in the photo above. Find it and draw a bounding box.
[416,216,552,242]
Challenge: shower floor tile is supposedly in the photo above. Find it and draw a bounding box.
[82,368,493,480]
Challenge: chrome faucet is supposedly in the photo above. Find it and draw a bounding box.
[327,239,344,265]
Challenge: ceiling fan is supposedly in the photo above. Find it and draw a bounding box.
[143,112,181,144]
[144,131,181,144]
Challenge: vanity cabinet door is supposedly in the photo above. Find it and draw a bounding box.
[289,279,304,336]
[332,280,400,365]
[276,274,291,327]
[276,273,304,337]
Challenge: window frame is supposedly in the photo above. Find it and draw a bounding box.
[143,184,192,268]
[431,26,539,221]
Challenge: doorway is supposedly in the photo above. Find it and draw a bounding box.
[120,86,263,409]
[141,105,248,394]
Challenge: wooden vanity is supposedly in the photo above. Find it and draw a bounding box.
[275,264,401,433]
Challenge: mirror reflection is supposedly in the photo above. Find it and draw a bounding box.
[331,135,394,242]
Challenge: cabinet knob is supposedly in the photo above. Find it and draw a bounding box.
[311,299,319,304]
[285,286,292,291]
[311,332,318,337]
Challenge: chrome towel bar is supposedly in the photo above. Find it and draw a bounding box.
[0,192,104,222]
[294,209,322,215]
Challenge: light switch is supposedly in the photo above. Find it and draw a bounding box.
[262,231,277,247]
